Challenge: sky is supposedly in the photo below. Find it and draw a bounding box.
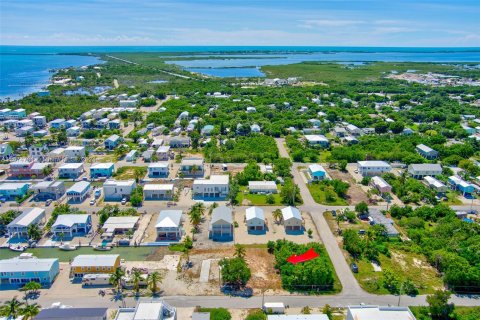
[1,0,480,47]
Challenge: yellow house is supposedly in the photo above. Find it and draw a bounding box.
[70,254,120,278]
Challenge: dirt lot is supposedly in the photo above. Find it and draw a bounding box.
[327,165,369,205]
[210,163,246,177]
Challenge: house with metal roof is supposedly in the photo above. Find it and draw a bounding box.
[64,146,86,161]
[346,305,416,320]
[268,315,329,320]
[308,164,327,182]
[370,176,392,195]
[58,162,85,179]
[281,207,303,232]
[0,182,30,201]
[6,208,45,239]
[357,161,391,177]
[32,180,65,200]
[70,254,120,278]
[369,209,399,237]
[304,135,329,147]
[408,163,442,179]
[192,175,229,199]
[90,162,115,178]
[209,206,233,241]
[180,157,204,177]
[424,176,448,194]
[416,144,438,160]
[114,299,176,320]
[0,255,59,289]
[103,179,136,201]
[245,206,266,232]
[155,210,183,241]
[248,181,277,194]
[102,216,139,237]
[51,214,92,238]
[156,146,171,160]
[35,307,108,320]
[148,162,169,178]
[66,181,91,202]
[143,184,174,200]
[169,136,190,148]
[448,176,475,196]
[104,134,122,150]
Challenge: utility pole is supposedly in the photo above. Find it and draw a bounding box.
[397,282,404,306]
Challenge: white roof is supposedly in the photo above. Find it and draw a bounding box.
[67,181,90,194]
[144,184,174,191]
[52,214,90,228]
[309,164,326,173]
[7,208,45,228]
[0,257,58,273]
[409,163,442,171]
[59,162,84,170]
[267,315,329,320]
[424,176,446,189]
[71,254,119,267]
[347,306,416,320]
[49,147,65,155]
[371,176,391,189]
[248,181,277,190]
[281,206,302,221]
[132,301,164,320]
[193,175,229,185]
[211,205,233,224]
[103,216,139,232]
[304,135,329,142]
[0,182,29,190]
[91,162,114,169]
[357,161,391,168]
[156,146,170,152]
[181,158,204,166]
[245,206,265,221]
[65,146,85,151]
[156,210,182,228]
[148,162,169,169]
[104,179,136,188]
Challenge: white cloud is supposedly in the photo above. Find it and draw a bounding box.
[299,19,364,28]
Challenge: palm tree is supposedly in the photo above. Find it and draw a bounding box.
[190,165,199,176]
[272,209,283,224]
[147,271,163,296]
[234,244,246,260]
[20,303,40,320]
[27,224,41,241]
[133,168,144,183]
[109,267,125,293]
[20,281,41,304]
[132,270,143,296]
[189,210,202,231]
[3,297,24,319]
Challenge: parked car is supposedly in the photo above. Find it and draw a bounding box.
[121,198,127,205]
[358,229,366,235]
[45,199,53,206]
[90,199,96,205]
[351,263,359,273]
[331,210,337,217]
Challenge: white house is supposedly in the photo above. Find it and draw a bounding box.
[47,148,65,162]
[281,207,303,231]
[370,176,392,195]
[148,163,169,178]
[357,161,391,177]
[156,210,183,241]
[32,181,65,200]
[346,306,416,320]
[192,175,229,199]
[248,181,277,194]
[209,206,233,241]
[408,163,442,179]
[346,124,362,136]
[7,208,46,239]
[51,214,92,238]
[245,206,266,232]
[143,184,174,200]
[156,146,171,160]
[66,181,91,202]
[103,180,136,201]
[424,176,448,194]
[58,163,84,179]
[102,216,139,236]
[64,146,86,161]
[304,135,329,147]
[180,158,204,176]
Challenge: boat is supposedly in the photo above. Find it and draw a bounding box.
[58,243,77,251]
[93,244,112,251]
[9,244,27,252]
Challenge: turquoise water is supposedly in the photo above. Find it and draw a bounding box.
[2,46,480,99]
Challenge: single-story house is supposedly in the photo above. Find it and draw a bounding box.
[156,210,183,241]
[416,144,438,160]
[346,305,416,320]
[102,216,139,236]
[114,300,176,320]
[51,214,92,238]
[346,124,362,136]
[180,158,204,177]
[58,162,84,179]
[32,181,65,200]
[192,175,229,199]
[248,181,278,194]
[143,184,174,200]
[408,163,442,179]
[304,135,329,147]
[333,127,347,137]
[148,162,169,178]
[66,181,91,202]
[369,209,399,236]
[0,256,59,289]
[47,147,65,162]
[370,176,392,195]
[125,150,137,162]
[308,164,327,181]
[448,176,475,195]
[70,254,120,278]
[245,206,266,232]
[344,135,359,145]
[209,206,233,241]
[0,182,30,201]
[6,208,46,239]
[357,161,391,177]
[424,176,448,194]
[90,162,115,178]
[103,179,136,201]
[281,207,303,231]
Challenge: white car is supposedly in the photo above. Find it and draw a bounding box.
[89,199,96,205]
[121,198,127,205]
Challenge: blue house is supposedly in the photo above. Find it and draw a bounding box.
[104,134,122,150]
[201,125,214,136]
[308,164,327,181]
[90,162,115,178]
[9,108,27,119]
[0,182,30,201]
[50,118,66,130]
[51,214,92,238]
[109,119,121,129]
[0,256,59,289]
[448,176,475,196]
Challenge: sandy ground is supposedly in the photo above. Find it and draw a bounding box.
[328,165,370,205]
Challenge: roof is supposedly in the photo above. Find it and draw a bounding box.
[357,161,391,168]
[52,214,90,228]
[59,163,84,170]
[267,315,329,320]
[194,175,229,185]
[67,181,90,194]
[156,210,182,228]
[181,158,204,166]
[409,163,442,172]
[245,206,265,221]
[0,256,57,273]
[304,135,329,143]
[35,308,108,320]
[65,146,85,151]
[211,205,233,224]
[132,301,164,320]
[369,209,398,236]
[192,312,210,320]
[71,254,119,267]
[103,216,139,232]
[371,176,391,189]
[347,306,416,320]
[7,208,45,228]
[309,164,326,174]
[104,179,136,188]
[416,144,436,153]
[156,146,170,152]
[424,176,446,189]
[248,181,277,190]
[144,184,174,191]
[281,206,302,221]
[148,162,168,169]
[0,182,29,190]
[90,162,114,170]
[106,134,121,142]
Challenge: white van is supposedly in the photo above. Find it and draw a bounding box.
[82,274,111,286]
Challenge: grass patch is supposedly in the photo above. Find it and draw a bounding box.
[197,308,231,320]
[235,186,283,206]
[319,150,331,163]
[308,182,348,206]
[410,306,480,320]
[443,190,462,205]
[113,166,147,180]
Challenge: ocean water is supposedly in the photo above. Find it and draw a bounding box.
[1,46,480,99]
